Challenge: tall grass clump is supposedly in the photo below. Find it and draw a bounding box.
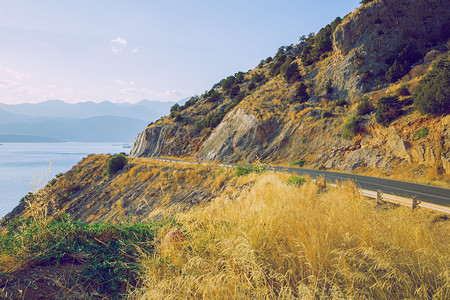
[132,173,449,299]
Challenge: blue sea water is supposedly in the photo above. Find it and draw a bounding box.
[0,142,131,218]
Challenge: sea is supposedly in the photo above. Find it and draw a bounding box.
[0,142,131,219]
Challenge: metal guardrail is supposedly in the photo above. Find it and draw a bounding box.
[359,189,450,214]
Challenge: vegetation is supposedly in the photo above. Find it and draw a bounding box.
[290,83,309,103]
[106,154,128,176]
[321,110,333,118]
[385,43,421,82]
[375,95,402,126]
[286,176,306,187]
[234,165,266,177]
[0,215,165,298]
[132,173,449,299]
[291,158,306,167]
[413,126,430,139]
[413,57,450,115]
[281,59,300,83]
[335,98,347,107]
[356,98,374,116]
[342,115,363,139]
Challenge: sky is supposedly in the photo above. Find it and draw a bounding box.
[0,0,361,104]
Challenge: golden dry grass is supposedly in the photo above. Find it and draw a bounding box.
[132,172,449,299]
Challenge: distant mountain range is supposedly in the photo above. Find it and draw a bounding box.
[0,99,181,142]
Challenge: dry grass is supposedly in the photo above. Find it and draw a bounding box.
[132,172,449,299]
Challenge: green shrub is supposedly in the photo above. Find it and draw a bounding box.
[229,85,240,98]
[325,81,333,94]
[206,91,221,102]
[413,127,430,139]
[413,57,450,115]
[222,76,235,91]
[291,159,306,167]
[386,60,407,82]
[235,72,245,83]
[356,99,374,116]
[106,154,128,176]
[375,96,402,126]
[335,98,347,106]
[170,103,180,113]
[321,110,333,118]
[342,116,363,140]
[248,82,256,91]
[251,72,265,83]
[235,165,266,177]
[281,59,300,83]
[286,176,306,187]
[291,83,309,103]
[385,43,421,82]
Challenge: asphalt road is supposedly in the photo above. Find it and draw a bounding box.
[154,158,450,208]
[271,166,450,207]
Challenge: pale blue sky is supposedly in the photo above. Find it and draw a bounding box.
[0,0,361,104]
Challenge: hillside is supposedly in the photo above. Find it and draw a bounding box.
[130,0,450,185]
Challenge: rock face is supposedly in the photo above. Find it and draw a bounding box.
[327,0,450,97]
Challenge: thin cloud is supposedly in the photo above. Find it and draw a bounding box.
[112,46,122,53]
[0,65,31,80]
[132,48,139,53]
[111,37,127,45]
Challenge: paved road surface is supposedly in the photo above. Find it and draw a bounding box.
[154,158,450,208]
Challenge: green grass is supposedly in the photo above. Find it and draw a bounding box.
[0,215,168,297]
[413,126,429,139]
[234,165,266,177]
[286,176,306,187]
[291,159,306,167]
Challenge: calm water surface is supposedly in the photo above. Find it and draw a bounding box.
[0,142,131,218]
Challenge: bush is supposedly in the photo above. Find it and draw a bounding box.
[291,159,306,167]
[282,61,300,83]
[413,127,430,139]
[229,85,240,98]
[342,116,363,140]
[321,110,333,118]
[385,43,422,82]
[325,81,333,94]
[286,176,306,187]
[356,99,374,116]
[248,82,256,91]
[386,60,407,82]
[413,57,450,115]
[170,103,180,113]
[375,96,402,126]
[206,91,221,102]
[106,154,128,176]
[222,76,235,91]
[291,83,309,103]
[235,165,266,177]
[251,72,265,83]
[335,98,347,106]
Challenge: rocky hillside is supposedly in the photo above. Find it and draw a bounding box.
[0,154,248,225]
[130,0,450,182]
